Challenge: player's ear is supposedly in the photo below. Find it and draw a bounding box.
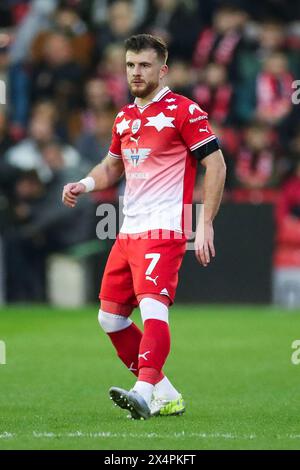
[159,64,168,80]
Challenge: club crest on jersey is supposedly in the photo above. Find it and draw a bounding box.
[123,148,151,167]
[131,119,141,135]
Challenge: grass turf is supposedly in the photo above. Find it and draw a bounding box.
[0,304,300,450]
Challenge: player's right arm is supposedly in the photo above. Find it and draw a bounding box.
[63,108,125,208]
[62,154,124,208]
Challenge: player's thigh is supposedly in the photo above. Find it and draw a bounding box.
[99,237,137,307]
[100,299,135,317]
[129,234,186,305]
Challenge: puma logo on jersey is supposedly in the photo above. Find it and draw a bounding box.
[199,126,209,133]
[138,351,151,361]
[146,275,159,286]
[130,136,140,145]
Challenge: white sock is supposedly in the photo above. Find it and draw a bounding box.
[153,377,181,400]
[132,381,154,406]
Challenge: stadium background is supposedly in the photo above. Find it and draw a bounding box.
[0,0,300,451]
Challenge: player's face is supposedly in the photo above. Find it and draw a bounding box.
[126,49,168,99]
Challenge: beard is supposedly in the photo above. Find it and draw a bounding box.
[129,79,159,98]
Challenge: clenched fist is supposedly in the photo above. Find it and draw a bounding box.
[62,182,86,208]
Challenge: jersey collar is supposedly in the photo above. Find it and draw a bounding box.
[134,86,171,109]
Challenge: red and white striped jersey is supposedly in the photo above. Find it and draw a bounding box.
[108,86,217,234]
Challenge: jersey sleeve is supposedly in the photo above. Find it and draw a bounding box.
[108,116,122,159]
[177,99,220,160]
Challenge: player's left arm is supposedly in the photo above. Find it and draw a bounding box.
[195,150,226,267]
[175,97,226,265]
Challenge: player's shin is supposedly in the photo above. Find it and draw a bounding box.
[131,298,171,405]
[98,309,142,376]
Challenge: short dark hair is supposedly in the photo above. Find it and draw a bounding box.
[125,34,168,64]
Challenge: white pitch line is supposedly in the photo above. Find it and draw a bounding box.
[1,431,300,441]
[33,431,254,440]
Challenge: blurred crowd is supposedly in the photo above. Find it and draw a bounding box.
[0,0,300,301]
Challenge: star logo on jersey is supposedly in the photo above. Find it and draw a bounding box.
[116,118,131,135]
[145,112,175,132]
[123,148,151,167]
[189,103,202,115]
[167,105,177,111]
[165,98,176,103]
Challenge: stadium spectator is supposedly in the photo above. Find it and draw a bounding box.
[193,4,248,81]
[140,0,201,60]
[4,104,82,182]
[81,78,111,131]
[4,139,94,302]
[29,139,93,250]
[256,52,294,126]
[75,103,116,167]
[30,32,84,115]
[67,77,112,141]
[238,19,289,81]
[29,100,67,140]
[53,4,88,36]
[30,5,94,69]
[9,0,58,65]
[236,51,295,130]
[165,60,194,98]
[274,158,300,267]
[232,121,280,203]
[94,0,138,62]
[96,43,129,107]
[4,168,47,301]
[11,31,81,136]
[0,32,29,141]
[193,62,234,125]
[88,0,148,28]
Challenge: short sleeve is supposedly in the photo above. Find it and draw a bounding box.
[108,117,122,159]
[177,100,219,160]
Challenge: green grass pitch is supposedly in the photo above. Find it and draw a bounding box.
[0,304,300,450]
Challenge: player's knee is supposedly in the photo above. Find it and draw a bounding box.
[139,297,169,324]
[98,309,132,333]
